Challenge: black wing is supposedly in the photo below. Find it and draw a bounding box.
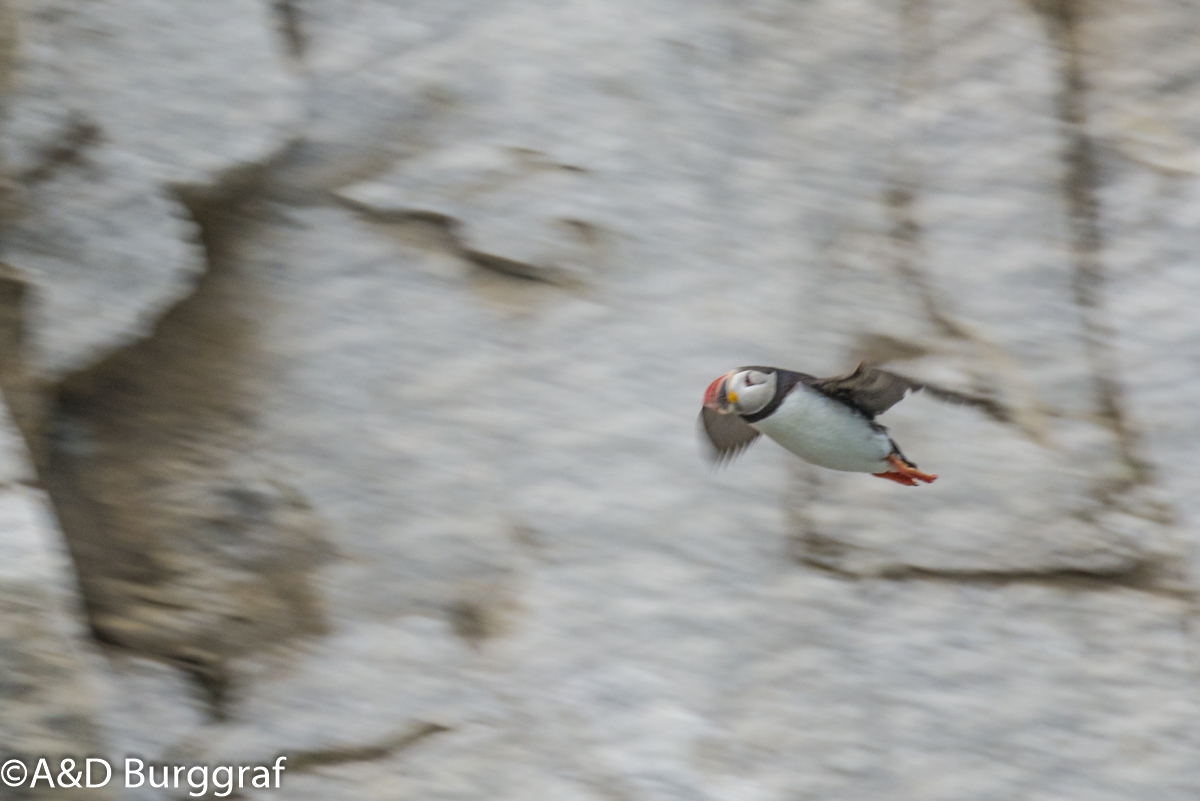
[698,407,760,464]
[810,364,923,420]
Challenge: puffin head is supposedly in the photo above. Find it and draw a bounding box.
[703,368,777,416]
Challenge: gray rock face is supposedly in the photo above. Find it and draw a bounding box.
[0,403,114,800]
[2,0,1200,799]
[0,0,300,379]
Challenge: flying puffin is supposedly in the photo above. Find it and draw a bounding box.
[700,364,937,486]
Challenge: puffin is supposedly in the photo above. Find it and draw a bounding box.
[700,364,937,486]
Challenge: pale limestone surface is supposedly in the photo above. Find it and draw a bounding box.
[1,0,1200,799]
[0,0,300,378]
[0,403,115,800]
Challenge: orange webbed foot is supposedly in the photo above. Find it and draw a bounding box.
[873,471,918,486]
[872,454,937,486]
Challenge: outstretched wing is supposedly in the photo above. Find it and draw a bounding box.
[699,407,760,463]
[810,364,923,419]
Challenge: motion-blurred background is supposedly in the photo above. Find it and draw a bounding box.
[2,0,1199,798]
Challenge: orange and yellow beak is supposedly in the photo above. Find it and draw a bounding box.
[703,370,737,412]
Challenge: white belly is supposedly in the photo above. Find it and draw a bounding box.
[750,387,892,473]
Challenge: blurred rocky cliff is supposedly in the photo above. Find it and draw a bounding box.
[2,0,1200,798]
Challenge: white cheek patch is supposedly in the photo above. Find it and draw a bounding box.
[732,372,775,415]
[741,386,769,410]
